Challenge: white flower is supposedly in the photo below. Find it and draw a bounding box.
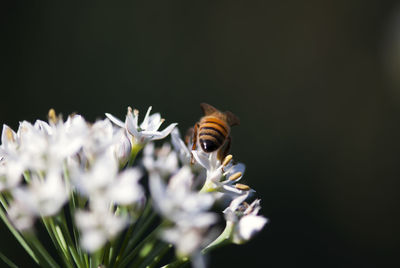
[107,168,145,206]
[223,193,268,244]
[73,151,144,252]
[75,207,127,252]
[143,142,179,178]
[81,118,114,162]
[72,152,144,208]
[149,166,217,257]
[7,198,35,231]
[1,114,88,177]
[111,129,132,166]
[192,150,251,197]
[106,106,177,145]
[170,128,192,166]
[1,124,18,155]
[0,158,24,191]
[8,170,69,230]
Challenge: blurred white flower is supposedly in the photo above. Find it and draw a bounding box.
[7,197,35,231]
[8,170,69,230]
[0,159,23,191]
[80,118,114,163]
[111,129,132,166]
[1,114,88,177]
[149,166,217,257]
[106,106,177,145]
[75,207,127,252]
[72,152,144,208]
[223,193,268,244]
[143,142,179,178]
[170,128,192,166]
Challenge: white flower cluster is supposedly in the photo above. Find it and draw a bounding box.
[0,106,267,268]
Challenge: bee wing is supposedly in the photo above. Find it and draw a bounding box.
[225,111,240,126]
[200,103,219,115]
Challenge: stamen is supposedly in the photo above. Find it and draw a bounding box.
[48,109,57,124]
[5,128,14,142]
[127,106,133,113]
[228,172,242,181]
[222,154,233,167]
[134,109,139,117]
[235,183,250,191]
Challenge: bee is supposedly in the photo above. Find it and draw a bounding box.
[189,103,240,162]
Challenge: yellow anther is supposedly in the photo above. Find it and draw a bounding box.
[5,128,14,142]
[235,183,250,191]
[134,109,139,116]
[228,172,242,181]
[48,108,57,123]
[160,118,165,123]
[222,154,233,167]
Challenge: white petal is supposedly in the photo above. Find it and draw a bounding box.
[109,168,144,205]
[141,123,178,141]
[140,106,153,129]
[238,215,268,241]
[81,230,107,252]
[229,192,250,212]
[126,112,140,138]
[192,150,211,171]
[146,113,162,130]
[105,113,125,128]
[168,166,193,192]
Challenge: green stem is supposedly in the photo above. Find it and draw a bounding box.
[112,199,153,267]
[42,217,74,268]
[202,221,234,254]
[55,213,84,267]
[117,224,161,268]
[111,221,136,267]
[0,251,18,268]
[90,249,102,268]
[0,194,39,264]
[161,257,189,268]
[138,242,172,268]
[199,180,217,193]
[128,143,143,167]
[65,164,88,268]
[125,211,157,255]
[25,232,61,268]
[102,242,111,267]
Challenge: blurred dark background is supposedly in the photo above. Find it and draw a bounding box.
[1,1,400,267]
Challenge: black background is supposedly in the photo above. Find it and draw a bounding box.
[1,1,400,267]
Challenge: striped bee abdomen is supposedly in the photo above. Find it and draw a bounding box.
[198,116,229,153]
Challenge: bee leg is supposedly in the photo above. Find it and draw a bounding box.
[218,136,231,162]
[191,123,199,164]
[185,127,194,146]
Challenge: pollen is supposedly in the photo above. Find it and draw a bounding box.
[228,172,242,181]
[5,128,15,142]
[235,183,250,191]
[222,154,233,167]
[48,108,57,124]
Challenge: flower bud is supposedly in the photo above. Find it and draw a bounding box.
[113,130,132,167]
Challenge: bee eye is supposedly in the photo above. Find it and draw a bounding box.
[200,139,219,152]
